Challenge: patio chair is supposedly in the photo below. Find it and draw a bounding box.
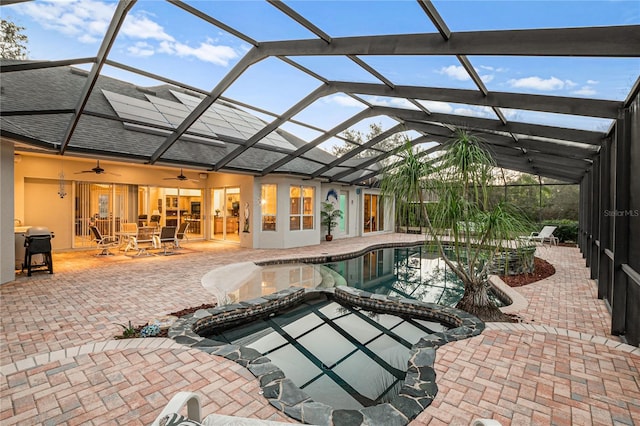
[520,225,558,247]
[174,221,189,248]
[89,225,118,256]
[125,226,158,256]
[157,226,177,255]
[151,392,297,426]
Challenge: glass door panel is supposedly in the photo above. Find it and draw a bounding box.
[211,187,240,242]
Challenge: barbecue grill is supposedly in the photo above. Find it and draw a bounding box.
[23,226,54,276]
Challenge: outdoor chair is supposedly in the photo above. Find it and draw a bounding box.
[157,226,177,255]
[151,392,298,426]
[519,225,558,247]
[89,225,118,256]
[124,226,158,256]
[149,214,161,228]
[174,222,189,248]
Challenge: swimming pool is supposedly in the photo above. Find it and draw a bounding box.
[320,245,504,307]
[201,245,504,308]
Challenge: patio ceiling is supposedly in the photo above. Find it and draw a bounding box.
[1,0,639,185]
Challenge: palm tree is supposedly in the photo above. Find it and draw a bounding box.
[381,129,531,321]
[321,201,343,241]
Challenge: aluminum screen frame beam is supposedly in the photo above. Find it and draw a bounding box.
[331,82,621,119]
[258,26,640,58]
[59,0,136,154]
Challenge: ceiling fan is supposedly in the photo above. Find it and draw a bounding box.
[75,160,120,176]
[164,169,199,182]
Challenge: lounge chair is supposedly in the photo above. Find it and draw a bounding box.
[520,225,558,247]
[151,392,296,426]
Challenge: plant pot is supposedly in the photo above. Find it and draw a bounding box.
[325,234,333,241]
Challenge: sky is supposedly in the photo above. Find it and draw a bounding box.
[2,0,639,152]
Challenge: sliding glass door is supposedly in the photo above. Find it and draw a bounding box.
[212,187,240,242]
[74,182,137,247]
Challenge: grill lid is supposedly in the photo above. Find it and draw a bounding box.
[25,226,53,237]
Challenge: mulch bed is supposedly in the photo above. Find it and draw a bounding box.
[499,256,556,287]
[116,303,217,339]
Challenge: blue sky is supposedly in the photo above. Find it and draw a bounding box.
[2,0,639,151]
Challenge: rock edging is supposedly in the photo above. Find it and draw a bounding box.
[168,286,484,426]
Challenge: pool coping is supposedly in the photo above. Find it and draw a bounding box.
[168,286,484,426]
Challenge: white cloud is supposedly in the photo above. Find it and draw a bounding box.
[587,79,599,85]
[480,74,494,83]
[572,86,597,96]
[439,65,470,81]
[416,100,453,114]
[20,0,115,43]
[564,79,578,88]
[389,98,419,110]
[17,0,238,67]
[122,14,174,42]
[508,76,566,91]
[159,39,238,66]
[127,41,154,57]
[453,106,494,118]
[439,64,497,85]
[326,95,366,108]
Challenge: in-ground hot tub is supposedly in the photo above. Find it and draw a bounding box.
[169,286,484,426]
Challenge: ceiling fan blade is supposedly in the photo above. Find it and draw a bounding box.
[163,169,198,182]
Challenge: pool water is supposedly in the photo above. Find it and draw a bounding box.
[205,293,449,410]
[322,246,504,307]
[202,245,503,308]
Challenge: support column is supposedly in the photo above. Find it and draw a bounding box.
[598,142,611,299]
[611,109,631,336]
[589,159,600,279]
[585,171,593,267]
[0,141,16,284]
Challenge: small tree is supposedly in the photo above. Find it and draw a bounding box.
[381,129,531,321]
[0,19,28,59]
[332,122,406,165]
[321,201,343,240]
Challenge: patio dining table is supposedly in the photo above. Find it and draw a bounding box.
[117,226,160,255]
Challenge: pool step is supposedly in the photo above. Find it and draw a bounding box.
[315,265,347,288]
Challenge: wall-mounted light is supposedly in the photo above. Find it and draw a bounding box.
[58,171,67,199]
[199,173,208,180]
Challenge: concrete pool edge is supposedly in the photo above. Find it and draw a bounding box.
[168,286,485,426]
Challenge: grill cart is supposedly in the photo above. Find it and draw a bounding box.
[23,226,55,276]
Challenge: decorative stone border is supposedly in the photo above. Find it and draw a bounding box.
[168,286,484,426]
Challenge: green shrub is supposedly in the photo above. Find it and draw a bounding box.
[540,219,578,243]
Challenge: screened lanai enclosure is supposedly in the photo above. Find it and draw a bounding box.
[1,1,639,344]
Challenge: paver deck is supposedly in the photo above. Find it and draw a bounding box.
[1,235,638,425]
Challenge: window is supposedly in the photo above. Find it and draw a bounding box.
[261,184,277,231]
[290,185,314,230]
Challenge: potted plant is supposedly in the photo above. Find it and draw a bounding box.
[321,201,343,241]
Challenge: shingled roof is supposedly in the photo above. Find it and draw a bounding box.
[1,0,639,185]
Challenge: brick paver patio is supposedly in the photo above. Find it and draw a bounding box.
[1,235,639,425]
